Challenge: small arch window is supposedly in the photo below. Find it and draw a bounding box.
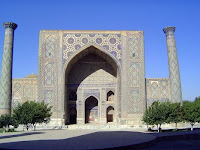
[107,106,114,123]
[69,91,77,101]
[107,91,114,101]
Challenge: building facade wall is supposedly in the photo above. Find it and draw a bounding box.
[120,31,145,125]
[12,75,38,109]
[38,30,147,125]
[146,78,171,107]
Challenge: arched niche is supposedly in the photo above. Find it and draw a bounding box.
[107,91,114,101]
[107,106,114,123]
[64,45,120,124]
[85,96,98,124]
[68,91,77,101]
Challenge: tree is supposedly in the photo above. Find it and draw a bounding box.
[182,101,200,131]
[167,103,183,129]
[0,114,18,131]
[194,96,200,103]
[142,101,171,132]
[142,105,154,128]
[0,114,11,130]
[13,101,52,130]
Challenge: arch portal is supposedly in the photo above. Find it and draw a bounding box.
[85,96,98,123]
[64,46,119,124]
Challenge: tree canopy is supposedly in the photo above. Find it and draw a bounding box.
[143,98,200,132]
[194,96,200,103]
[0,114,18,131]
[167,102,183,128]
[142,101,171,132]
[13,101,52,130]
[182,101,200,131]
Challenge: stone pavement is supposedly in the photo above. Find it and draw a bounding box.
[0,129,155,150]
[0,129,200,150]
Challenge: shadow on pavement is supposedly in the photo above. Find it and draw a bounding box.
[1,130,200,150]
[0,132,44,139]
[0,131,156,150]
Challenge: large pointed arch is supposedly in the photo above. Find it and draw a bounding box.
[63,43,121,73]
[62,45,121,124]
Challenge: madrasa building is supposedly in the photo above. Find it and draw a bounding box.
[0,22,182,126]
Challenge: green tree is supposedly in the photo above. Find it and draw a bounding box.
[0,114,18,131]
[13,101,52,130]
[167,103,183,129]
[0,114,11,129]
[182,101,200,131]
[194,96,200,103]
[142,101,171,132]
[142,105,154,127]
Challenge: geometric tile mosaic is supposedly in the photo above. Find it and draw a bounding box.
[62,33,122,65]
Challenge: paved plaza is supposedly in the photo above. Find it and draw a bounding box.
[0,129,200,150]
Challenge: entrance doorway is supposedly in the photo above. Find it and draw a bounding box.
[65,46,119,124]
[107,106,114,123]
[85,96,98,123]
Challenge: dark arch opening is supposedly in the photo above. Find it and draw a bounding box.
[107,91,114,101]
[107,106,114,123]
[68,91,77,101]
[85,96,98,124]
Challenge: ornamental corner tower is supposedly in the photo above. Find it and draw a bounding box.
[163,26,182,103]
[0,22,17,115]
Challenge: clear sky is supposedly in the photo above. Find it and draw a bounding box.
[0,0,199,101]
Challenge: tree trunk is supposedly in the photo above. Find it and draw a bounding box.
[34,124,36,131]
[191,123,194,131]
[6,125,9,132]
[159,124,161,132]
[3,126,6,132]
[157,125,159,132]
[175,122,178,130]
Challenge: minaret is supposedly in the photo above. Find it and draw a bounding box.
[163,26,182,103]
[0,22,17,115]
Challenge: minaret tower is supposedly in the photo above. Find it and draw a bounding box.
[163,26,182,103]
[0,22,17,115]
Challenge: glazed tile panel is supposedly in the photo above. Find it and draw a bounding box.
[62,33,122,65]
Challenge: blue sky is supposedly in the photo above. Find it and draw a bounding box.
[0,0,199,101]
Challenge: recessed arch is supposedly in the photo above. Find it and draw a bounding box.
[63,44,121,74]
[107,106,114,123]
[63,45,121,124]
[68,91,77,101]
[85,95,99,102]
[85,96,98,124]
[107,91,115,101]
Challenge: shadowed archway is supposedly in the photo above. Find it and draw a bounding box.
[64,46,120,124]
[85,96,98,123]
[107,106,114,123]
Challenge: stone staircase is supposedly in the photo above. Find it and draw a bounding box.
[62,124,137,130]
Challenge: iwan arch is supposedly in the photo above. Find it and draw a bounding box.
[0,23,182,126]
[64,45,120,124]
